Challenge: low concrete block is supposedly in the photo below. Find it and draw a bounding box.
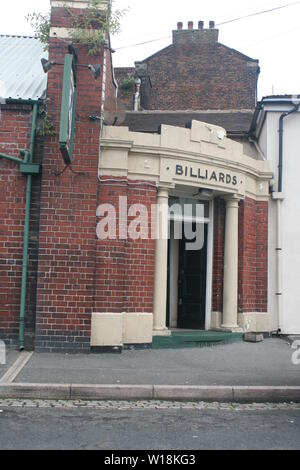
[233,386,300,403]
[238,313,270,332]
[123,313,153,345]
[0,383,71,399]
[91,313,123,347]
[71,384,154,400]
[154,385,234,402]
[244,333,264,343]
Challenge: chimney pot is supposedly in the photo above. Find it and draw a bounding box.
[209,20,215,29]
[198,21,204,30]
[188,21,194,30]
[177,22,183,30]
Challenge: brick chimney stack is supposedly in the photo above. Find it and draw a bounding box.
[173,20,219,44]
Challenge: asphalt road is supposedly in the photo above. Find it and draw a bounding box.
[0,402,300,450]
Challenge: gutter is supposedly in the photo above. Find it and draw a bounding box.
[5,99,41,106]
[249,103,263,138]
[0,99,41,349]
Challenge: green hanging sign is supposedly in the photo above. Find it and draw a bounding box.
[59,54,77,165]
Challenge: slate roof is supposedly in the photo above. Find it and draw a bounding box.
[108,110,254,135]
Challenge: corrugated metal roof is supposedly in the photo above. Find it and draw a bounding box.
[0,35,48,100]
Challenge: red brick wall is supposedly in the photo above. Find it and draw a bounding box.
[95,177,156,314]
[95,178,127,313]
[34,40,101,351]
[126,182,156,312]
[0,106,27,345]
[34,5,116,352]
[143,44,258,110]
[213,197,268,315]
[0,105,31,342]
[0,105,40,347]
[212,198,225,312]
[238,198,268,313]
[51,6,101,29]
[238,198,256,311]
[255,201,268,312]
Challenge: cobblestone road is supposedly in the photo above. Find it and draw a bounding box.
[1,399,300,410]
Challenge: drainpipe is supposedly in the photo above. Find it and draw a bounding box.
[249,137,266,161]
[278,104,300,193]
[134,78,141,111]
[275,194,284,333]
[19,102,38,350]
[99,40,109,142]
[0,99,40,349]
[0,154,23,164]
[275,102,300,333]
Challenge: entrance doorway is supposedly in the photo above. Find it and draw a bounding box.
[167,197,212,330]
[177,224,208,329]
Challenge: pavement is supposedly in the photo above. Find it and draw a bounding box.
[0,337,299,402]
[0,348,19,378]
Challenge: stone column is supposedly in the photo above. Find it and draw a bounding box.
[222,196,240,330]
[153,187,171,336]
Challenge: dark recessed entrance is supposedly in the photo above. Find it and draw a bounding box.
[167,219,208,331]
[177,223,207,329]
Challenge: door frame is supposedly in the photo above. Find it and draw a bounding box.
[205,200,214,330]
[168,198,214,330]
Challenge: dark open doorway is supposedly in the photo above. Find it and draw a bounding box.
[167,222,208,330]
[177,223,207,329]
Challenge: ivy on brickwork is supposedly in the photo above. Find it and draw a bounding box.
[26,1,127,55]
[68,0,127,55]
[36,106,55,137]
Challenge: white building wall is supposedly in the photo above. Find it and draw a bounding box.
[259,108,300,334]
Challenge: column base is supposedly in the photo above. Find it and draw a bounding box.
[218,325,244,333]
[153,328,172,337]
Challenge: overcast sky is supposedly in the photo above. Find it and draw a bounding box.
[1,0,300,99]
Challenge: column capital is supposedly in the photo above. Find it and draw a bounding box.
[223,193,240,201]
[223,194,240,209]
[157,186,170,199]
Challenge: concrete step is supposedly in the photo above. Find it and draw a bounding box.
[152,331,244,349]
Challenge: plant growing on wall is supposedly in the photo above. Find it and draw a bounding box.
[120,77,136,92]
[36,106,56,137]
[26,1,127,55]
[26,12,51,51]
[68,0,127,55]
